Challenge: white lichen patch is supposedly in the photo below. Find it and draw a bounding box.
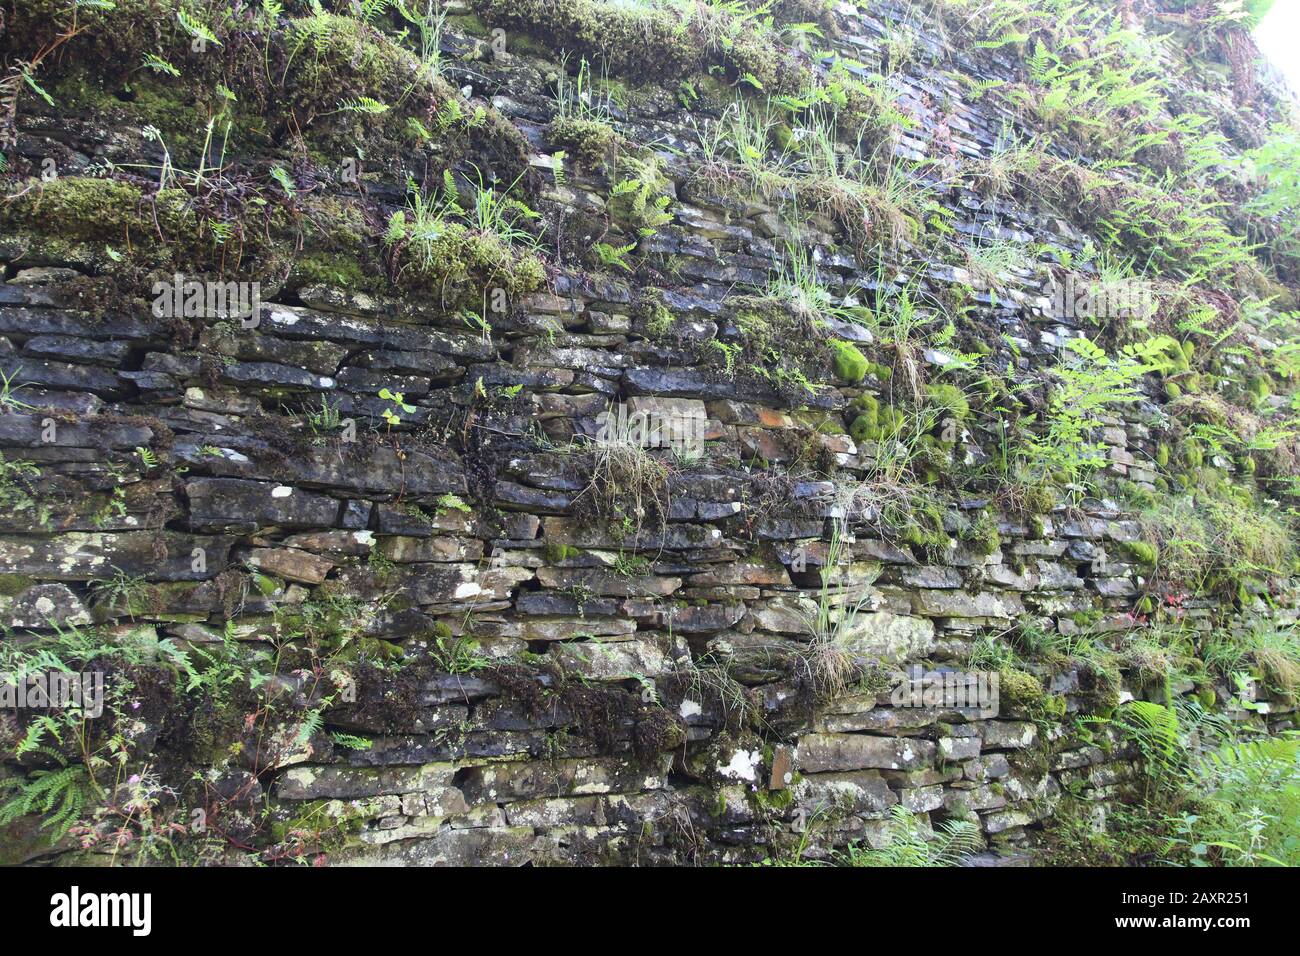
[718,749,761,783]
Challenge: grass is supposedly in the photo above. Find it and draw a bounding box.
[577,404,671,539]
[548,55,623,165]
[1134,487,1294,599]
[1202,624,1300,703]
[796,511,881,700]
[382,168,544,304]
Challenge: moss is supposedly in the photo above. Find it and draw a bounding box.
[268,797,369,855]
[389,220,545,305]
[1122,541,1159,565]
[46,73,210,155]
[3,177,173,245]
[997,668,1065,718]
[641,297,677,339]
[848,393,903,443]
[468,0,704,81]
[961,510,1001,556]
[0,575,37,598]
[0,174,419,306]
[277,13,474,156]
[11,6,528,184]
[290,253,374,291]
[467,0,810,93]
[896,499,949,550]
[911,434,950,485]
[631,707,685,761]
[830,340,869,383]
[548,116,621,166]
[1246,375,1272,400]
[1164,381,1182,400]
[753,784,796,813]
[544,542,581,563]
[0,176,290,291]
[924,382,970,422]
[0,0,169,76]
[718,296,835,400]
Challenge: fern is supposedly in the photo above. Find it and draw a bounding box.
[594,241,637,273]
[177,10,221,47]
[0,754,97,840]
[20,68,54,107]
[1118,700,1183,779]
[338,96,390,115]
[141,53,180,77]
[840,805,982,867]
[354,0,393,24]
[294,709,325,748]
[270,165,297,197]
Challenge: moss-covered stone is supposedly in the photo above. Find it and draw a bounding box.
[548,116,622,166]
[830,340,869,383]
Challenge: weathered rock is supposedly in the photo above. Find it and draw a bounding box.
[795,734,937,773]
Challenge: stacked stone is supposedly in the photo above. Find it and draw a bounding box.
[0,1,1295,864]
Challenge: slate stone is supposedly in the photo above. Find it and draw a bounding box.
[186,478,341,531]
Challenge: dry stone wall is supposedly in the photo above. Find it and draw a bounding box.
[0,0,1296,865]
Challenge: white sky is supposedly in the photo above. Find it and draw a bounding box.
[1256,2,1300,98]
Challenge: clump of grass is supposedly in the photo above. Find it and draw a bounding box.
[576,404,671,539]
[1135,488,1294,599]
[383,169,544,306]
[797,514,881,700]
[1203,624,1300,703]
[547,56,623,165]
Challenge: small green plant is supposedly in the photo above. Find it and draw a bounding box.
[798,512,881,699]
[431,635,490,674]
[548,55,621,165]
[378,387,415,427]
[90,568,151,621]
[435,493,472,516]
[1170,734,1300,867]
[1011,336,1150,491]
[0,755,98,840]
[610,154,674,237]
[0,368,33,411]
[0,452,48,526]
[594,240,637,273]
[307,397,344,434]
